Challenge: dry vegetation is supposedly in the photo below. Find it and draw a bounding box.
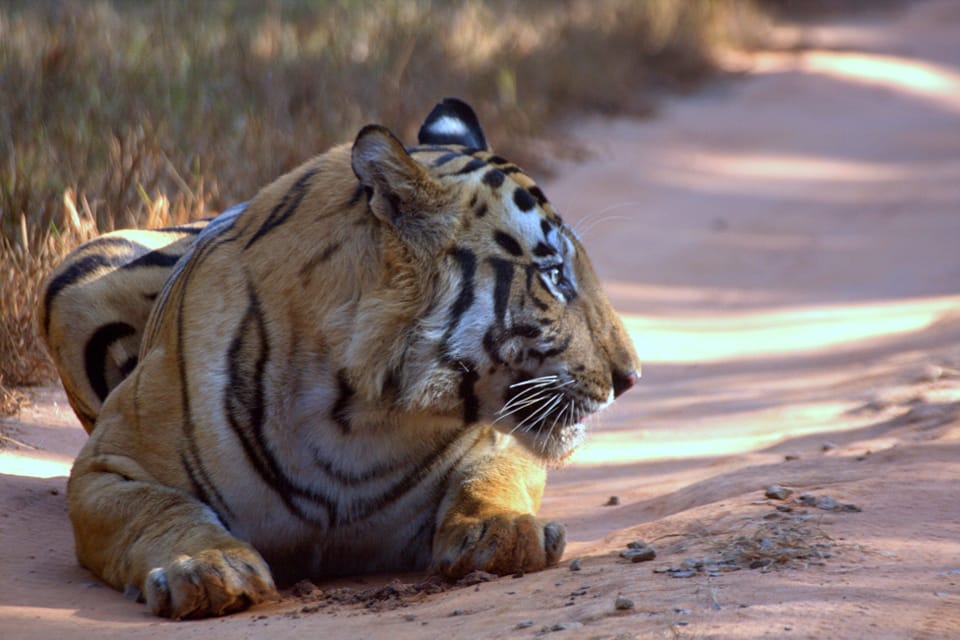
[0,0,777,413]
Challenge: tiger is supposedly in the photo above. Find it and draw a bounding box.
[39,98,640,619]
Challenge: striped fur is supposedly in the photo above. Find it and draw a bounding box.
[38,219,211,432]
[44,99,639,619]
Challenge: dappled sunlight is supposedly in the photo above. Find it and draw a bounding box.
[648,151,908,193]
[0,451,71,479]
[571,399,859,465]
[620,295,960,365]
[795,50,960,115]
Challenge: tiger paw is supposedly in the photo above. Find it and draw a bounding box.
[431,514,566,578]
[142,547,277,619]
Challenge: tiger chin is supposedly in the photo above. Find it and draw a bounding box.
[39,98,639,619]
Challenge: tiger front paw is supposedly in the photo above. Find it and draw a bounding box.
[142,547,277,619]
[431,513,566,578]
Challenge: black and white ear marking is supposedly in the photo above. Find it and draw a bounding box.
[417,98,488,150]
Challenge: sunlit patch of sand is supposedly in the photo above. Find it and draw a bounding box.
[621,295,960,364]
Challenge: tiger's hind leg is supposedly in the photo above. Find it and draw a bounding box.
[68,372,277,620]
[430,442,566,578]
[69,449,277,619]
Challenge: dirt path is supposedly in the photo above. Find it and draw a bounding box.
[3,2,960,638]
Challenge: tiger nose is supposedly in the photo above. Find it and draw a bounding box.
[612,368,640,398]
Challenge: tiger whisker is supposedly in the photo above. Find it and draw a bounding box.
[497,389,550,416]
[508,375,559,389]
[512,392,565,435]
[496,378,574,419]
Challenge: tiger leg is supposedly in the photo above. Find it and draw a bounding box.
[69,449,277,619]
[430,443,566,577]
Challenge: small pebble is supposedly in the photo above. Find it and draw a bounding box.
[614,596,635,610]
[569,558,582,571]
[815,496,839,511]
[821,441,838,451]
[605,495,621,506]
[451,608,465,616]
[775,504,793,512]
[620,547,656,562]
[626,540,648,549]
[797,492,818,507]
[514,620,534,629]
[765,484,793,500]
[549,622,584,632]
[784,454,800,461]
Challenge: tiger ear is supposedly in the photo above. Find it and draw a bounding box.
[351,125,454,249]
[417,98,489,150]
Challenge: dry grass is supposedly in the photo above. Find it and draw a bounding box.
[0,0,781,414]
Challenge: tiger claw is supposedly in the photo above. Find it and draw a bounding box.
[143,549,277,619]
[432,513,566,578]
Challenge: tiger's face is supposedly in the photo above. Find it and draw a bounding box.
[443,181,638,461]
[353,99,640,462]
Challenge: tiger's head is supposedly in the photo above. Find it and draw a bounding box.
[347,99,639,461]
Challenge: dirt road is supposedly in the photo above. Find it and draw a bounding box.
[2,2,959,638]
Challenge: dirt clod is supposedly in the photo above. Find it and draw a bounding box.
[765,485,793,500]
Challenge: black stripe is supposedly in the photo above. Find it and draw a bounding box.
[122,250,182,270]
[156,224,206,235]
[533,242,556,257]
[42,237,145,334]
[508,324,542,339]
[176,292,234,521]
[482,328,504,365]
[528,335,572,363]
[488,257,515,323]
[182,452,233,523]
[222,281,335,525]
[331,369,354,435]
[494,230,523,257]
[528,186,548,205]
[445,248,477,334]
[451,157,486,176]
[332,430,484,527]
[245,168,319,249]
[429,151,462,167]
[83,322,136,402]
[458,361,480,425]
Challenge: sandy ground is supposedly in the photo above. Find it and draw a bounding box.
[3,2,960,638]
